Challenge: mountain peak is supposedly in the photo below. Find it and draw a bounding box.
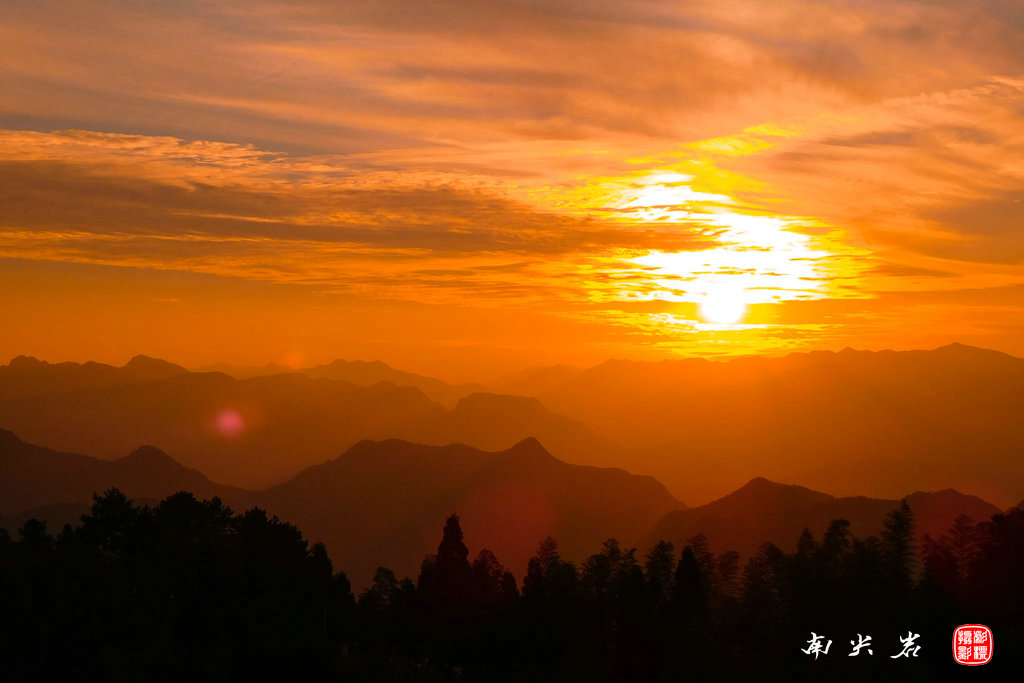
[117,445,179,467]
[505,436,550,457]
[933,342,999,355]
[8,355,44,368]
[937,341,971,351]
[0,428,23,446]
[122,355,187,377]
[125,354,161,365]
[739,476,781,490]
[931,342,1019,363]
[727,476,834,505]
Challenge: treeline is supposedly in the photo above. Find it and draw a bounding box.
[1,490,1021,681]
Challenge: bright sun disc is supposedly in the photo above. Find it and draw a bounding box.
[700,291,747,325]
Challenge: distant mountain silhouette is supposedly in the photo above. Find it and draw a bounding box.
[195,358,482,406]
[0,359,616,488]
[7,345,1024,507]
[300,359,484,406]
[192,361,295,378]
[487,364,582,396]
[415,392,622,465]
[0,428,249,517]
[0,428,669,586]
[532,344,1024,507]
[0,354,187,400]
[4,423,1013,601]
[644,476,1001,558]
[0,368,445,487]
[256,438,681,587]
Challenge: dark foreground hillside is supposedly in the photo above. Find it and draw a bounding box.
[1,490,1021,682]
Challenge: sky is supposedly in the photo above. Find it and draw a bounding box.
[2,0,1023,381]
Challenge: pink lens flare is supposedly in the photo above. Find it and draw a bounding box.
[215,408,245,438]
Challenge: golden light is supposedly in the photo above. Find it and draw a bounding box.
[700,289,748,326]
[522,161,870,352]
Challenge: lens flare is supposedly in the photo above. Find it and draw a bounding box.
[216,408,245,438]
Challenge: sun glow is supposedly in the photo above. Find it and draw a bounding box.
[699,288,748,326]
[523,162,870,351]
[626,208,854,307]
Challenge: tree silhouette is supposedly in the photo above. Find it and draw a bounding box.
[473,548,516,608]
[431,513,473,613]
[644,540,675,607]
[1,493,1021,682]
[671,544,708,622]
[881,500,915,586]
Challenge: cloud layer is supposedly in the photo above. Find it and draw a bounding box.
[2,0,1023,370]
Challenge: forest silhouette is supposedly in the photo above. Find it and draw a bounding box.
[2,489,1020,681]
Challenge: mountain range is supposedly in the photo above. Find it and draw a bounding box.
[0,354,188,400]
[531,343,1024,507]
[195,358,483,406]
[2,343,1023,509]
[2,428,1011,589]
[254,437,679,585]
[486,364,583,397]
[0,428,247,517]
[0,429,675,585]
[644,476,1002,559]
[0,356,613,488]
[0,365,441,487]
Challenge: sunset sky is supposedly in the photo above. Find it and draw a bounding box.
[3,0,1023,380]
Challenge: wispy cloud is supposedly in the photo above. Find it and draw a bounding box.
[2,1,1024,366]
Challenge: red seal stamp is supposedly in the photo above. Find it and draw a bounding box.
[953,625,992,665]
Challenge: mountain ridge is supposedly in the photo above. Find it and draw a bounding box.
[193,357,483,406]
[534,343,1024,507]
[0,354,189,400]
[0,428,250,516]
[2,428,1011,593]
[0,366,617,488]
[4,344,1024,506]
[644,476,1002,560]
[255,437,682,586]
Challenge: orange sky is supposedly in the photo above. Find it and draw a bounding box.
[2,1,1023,381]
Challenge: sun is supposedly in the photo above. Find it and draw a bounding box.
[699,289,748,325]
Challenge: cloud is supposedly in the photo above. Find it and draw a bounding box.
[867,264,955,279]
[2,1,1024,362]
[5,0,1021,156]
[0,129,731,307]
[692,78,1024,267]
[920,190,1024,263]
[0,132,716,251]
